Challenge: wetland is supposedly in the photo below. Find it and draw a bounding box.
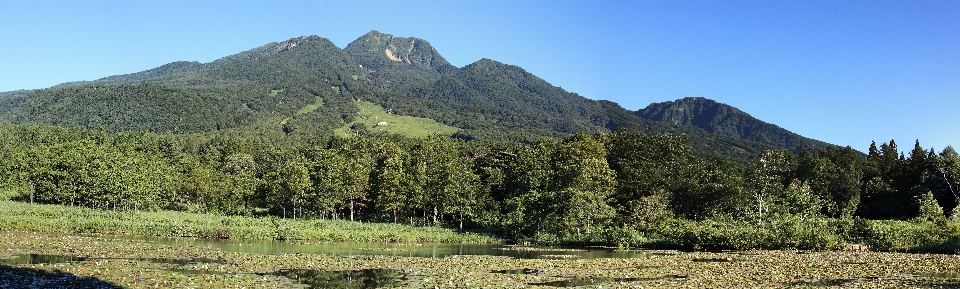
[2,231,959,288]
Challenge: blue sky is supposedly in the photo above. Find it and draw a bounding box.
[1,0,957,153]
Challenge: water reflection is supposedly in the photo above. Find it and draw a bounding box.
[491,268,539,275]
[529,276,662,287]
[114,235,649,259]
[269,268,407,289]
[0,254,86,265]
[0,253,224,267]
[917,272,960,278]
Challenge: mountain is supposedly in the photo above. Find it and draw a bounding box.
[636,97,831,151]
[345,30,456,91]
[0,31,836,162]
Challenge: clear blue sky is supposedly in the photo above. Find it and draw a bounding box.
[1,0,957,153]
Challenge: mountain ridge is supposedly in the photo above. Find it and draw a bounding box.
[0,31,838,162]
[636,97,830,151]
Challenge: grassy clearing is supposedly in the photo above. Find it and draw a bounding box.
[1,231,959,288]
[334,101,458,138]
[0,200,494,243]
[295,95,324,115]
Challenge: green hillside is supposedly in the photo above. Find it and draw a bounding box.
[636,97,832,151]
[333,101,458,138]
[0,31,838,163]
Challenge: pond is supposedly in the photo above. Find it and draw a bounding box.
[115,235,649,259]
[4,232,958,288]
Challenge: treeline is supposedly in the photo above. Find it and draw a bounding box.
[1,124,958,249]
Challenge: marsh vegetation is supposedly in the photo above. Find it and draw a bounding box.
[1,231,959,288]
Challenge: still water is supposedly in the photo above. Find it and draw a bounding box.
[117,235,647,259]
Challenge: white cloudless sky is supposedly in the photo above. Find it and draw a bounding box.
[1,0,957,153]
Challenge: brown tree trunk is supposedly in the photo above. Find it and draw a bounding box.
[29,180,35,204]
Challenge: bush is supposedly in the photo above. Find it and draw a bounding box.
[0,190,18,201]
[651,217,840,250]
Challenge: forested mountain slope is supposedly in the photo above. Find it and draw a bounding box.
[636,97,832,151]
[0,31,836,162]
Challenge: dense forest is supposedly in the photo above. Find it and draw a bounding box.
[636,97,831,150]
[0,31,827,164]
[2,124,958,251]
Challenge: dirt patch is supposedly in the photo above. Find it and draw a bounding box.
[385,48,402,62]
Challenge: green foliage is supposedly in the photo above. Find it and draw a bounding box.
[654,216,841,250]
[636,97,832,152]
[0,120,957,252]
[1,83,255,133]
[0,200,494,243]
[914,191,946,222]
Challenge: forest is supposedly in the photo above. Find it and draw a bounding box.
[2,123,958,252]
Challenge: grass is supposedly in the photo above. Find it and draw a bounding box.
[0,200,494,243]
[1,230,959,288]
[295,95,324,115]
[334,100,459,138]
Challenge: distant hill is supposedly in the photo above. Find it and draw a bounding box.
[636,97,831,151]
[0,30,837,162]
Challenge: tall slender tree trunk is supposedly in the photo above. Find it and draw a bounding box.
[433,206,438,225]
[350,199,355,222]
[393,208,397,224]
[29,180,35,204]
[939,168,959,203]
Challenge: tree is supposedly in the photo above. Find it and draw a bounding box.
[258,150,311,219]
[303,146,345,220]
[934,146,960,215]
[603,129,696,228]
[549,134,617,241]
[803,146,862,218]
[914,191,945,222]
[444,156,482,231]
[781,179,823,219]
[371,142,409,223]
[685,156,746,219]
[334,139,374,222]
[408,135,460,225]
[745,150,793,225]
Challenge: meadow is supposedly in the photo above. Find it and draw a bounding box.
[0,199,493,244]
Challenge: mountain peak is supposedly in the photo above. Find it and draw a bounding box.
[636,97,829,150]
[346,31,451,68]
[344,31,456,88]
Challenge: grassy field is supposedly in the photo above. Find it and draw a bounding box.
[0,200,494,243]
[334,101,459,138]
[295,95,324,115]
[1,231,959,288]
